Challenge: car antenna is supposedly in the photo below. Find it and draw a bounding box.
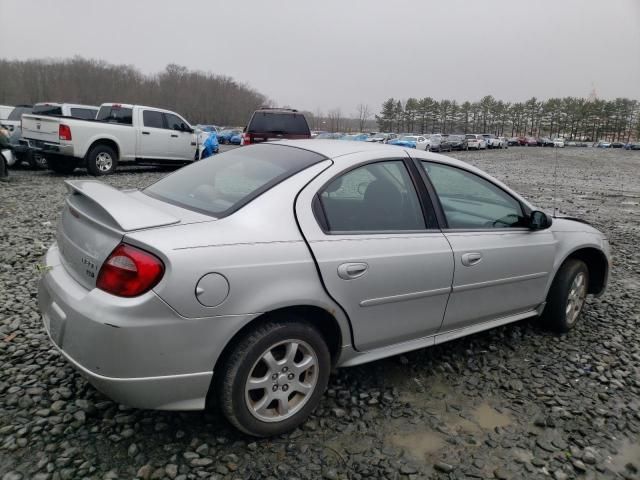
[552,143,559,218]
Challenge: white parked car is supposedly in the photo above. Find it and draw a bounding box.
[553,138,565,148]
[21,103,197,175]
[0,105,33,133]
[465,134,487,150]
[0,105,13,122]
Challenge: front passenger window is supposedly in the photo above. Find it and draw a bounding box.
[319,161,427,232]
[422,161,527,229]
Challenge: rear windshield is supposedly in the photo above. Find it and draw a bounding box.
[70,108,98,119]
[33,104,63,116]
[8,106,33,120]
[97,106,133,125]
[248,112,310,135]
[144,144,325,217]
[465,134,477,139]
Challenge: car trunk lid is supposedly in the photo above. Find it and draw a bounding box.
[57,180,189,290]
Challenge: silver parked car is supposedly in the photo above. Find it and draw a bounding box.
[38,140,610,436]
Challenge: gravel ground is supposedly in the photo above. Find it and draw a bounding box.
[1,146,639,480]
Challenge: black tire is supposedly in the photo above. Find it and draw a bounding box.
[28,152,48,170]
[540,259,589,333]
[217,319,331,437]
[86,144,118,176]
[49,156,78,175]
[0,155,7,179]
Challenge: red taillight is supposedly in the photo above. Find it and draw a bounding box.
[96,244,164,297]
[242,133,251,145]
[59,124,72,141]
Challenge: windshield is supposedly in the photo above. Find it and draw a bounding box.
[8,106,33,120]
[145,144,325,217]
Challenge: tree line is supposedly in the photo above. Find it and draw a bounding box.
[0,57,269,126]
[375,96,640,141]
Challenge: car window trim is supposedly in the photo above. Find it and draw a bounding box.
[312,157,440,236]
[412,158,532,232]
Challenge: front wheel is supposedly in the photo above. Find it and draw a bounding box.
[541,259,589,333]
[87,145,118,176]
[217,320,331,437]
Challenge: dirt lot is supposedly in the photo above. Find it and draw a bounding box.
[1,146,639,480]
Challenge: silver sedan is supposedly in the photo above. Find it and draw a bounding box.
[38,140,610,436]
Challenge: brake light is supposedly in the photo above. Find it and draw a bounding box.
[242,133,251,145]
[96,244,164,297]
[59,124,72,141]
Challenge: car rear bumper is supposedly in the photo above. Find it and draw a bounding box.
[38,243,255,410]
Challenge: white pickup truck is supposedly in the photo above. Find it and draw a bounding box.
[21,103,197,175]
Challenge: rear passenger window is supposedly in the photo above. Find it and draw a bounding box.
[97,107,133,125]
[318,161,427,233]
[143,110,164,128]
[164,113,184,130]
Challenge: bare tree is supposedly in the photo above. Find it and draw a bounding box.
[355,103,371,132]
[327,108,342,132]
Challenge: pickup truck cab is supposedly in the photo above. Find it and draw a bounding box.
[21,103,197,175]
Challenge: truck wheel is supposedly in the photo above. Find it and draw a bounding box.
[49,156,78,175]
[216,319,331,437]
[0,155,7,179]
[28,152,48,170]
[87,145,118,176]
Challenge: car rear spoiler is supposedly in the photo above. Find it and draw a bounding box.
[65,180,179,231]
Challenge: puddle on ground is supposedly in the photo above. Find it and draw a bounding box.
[388,431,446,461]
[606,438,640,473]
[471,403,512,429]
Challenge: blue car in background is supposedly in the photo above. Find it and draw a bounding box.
[341,133,370,141]
[230,133,242,145]
[315,132,344,139]
[388,135,417,148]
[218,129,242,144]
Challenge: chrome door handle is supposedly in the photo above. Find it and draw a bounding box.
[337,262,368,280]
[461,252,482,267]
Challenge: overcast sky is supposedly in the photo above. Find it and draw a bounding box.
[1,0,639,115]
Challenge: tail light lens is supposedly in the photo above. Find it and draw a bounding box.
[97,244,164,297]
[59,124,72,141]
[242,133,251,145]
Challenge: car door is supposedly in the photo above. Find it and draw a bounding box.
[139,109,170,159]
[418,160,556,332]
[164,113,195,160]
[296,153,454,351]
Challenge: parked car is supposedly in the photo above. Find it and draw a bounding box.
[611,142,625,149]
[0,105,14,122]
[482,134,501,149]
[388,135,429,150]
[525,137,538,146]
[553,138,565,148]
[217,129,242,144]
[447,135,468,151]
[38,140,610,437]
[507,137,520,146]
[315,132,344,140]
[595,140,611,148]
[624,142,640,150]
[367,133,397,143]
[230,133,242,145]
[496,137,509,149]
[540,138,555,147]
[429,134,453,152]
[341,133,370,142]
[241,107,310,145]
[465,134,487,150]
[0,130,14,178]
[1,105,33,133]
[196,124,220,135]
[21,103,197,175]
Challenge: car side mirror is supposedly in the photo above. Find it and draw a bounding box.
[529,210,552,230]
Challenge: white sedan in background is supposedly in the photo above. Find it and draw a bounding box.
[553,138,565,148]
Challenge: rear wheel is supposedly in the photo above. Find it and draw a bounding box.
[49,156,78,175]
[87,145,118,176]
[541,259,589,333]
[217,319,331,437]
[0,155,7,179]
[28,152,48,170]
